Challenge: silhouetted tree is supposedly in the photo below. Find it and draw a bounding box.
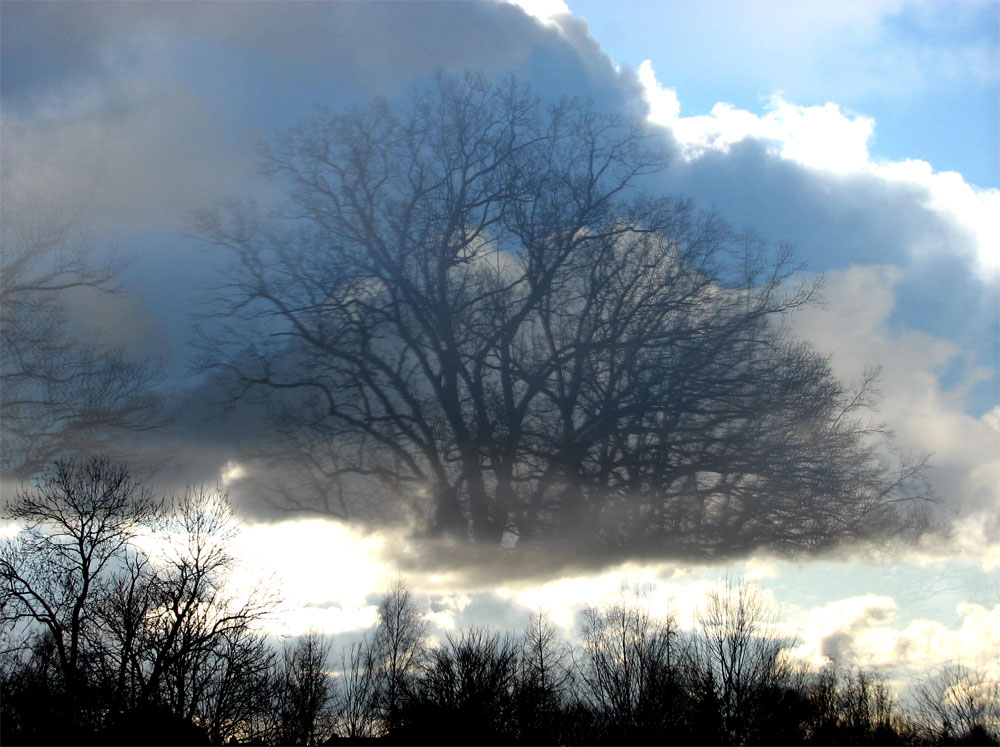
[406,628,520,745]
[371,578,426,732]
[0,458,160,732]
[913,664,1000,745]
[0,631,66,744]
[332,580,428,741]
[797,664,920,745]
[277,630,334,745]
[578,591,698,743]
[695,577,794,744]
[131,487,275,724]
[334,637,381,741]
[515,610,572,743]
[841,669,900,744]
[197,626,278,745]
[1,461,276,744]
[0,213,162,479]
[197,71,928,558]
[92,552,160,717]
[6,519,993,747]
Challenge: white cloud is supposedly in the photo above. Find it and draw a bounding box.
[507,0,572,25]
[494,568,705,630]
[227,519,390,636]
[637,59,680,123]
[745,556,782,581]
[494,564,778,634]
[638,60,1000,275]
[786,594,899,667]
[219,460,247,487]
[872,158,1000,272]
[790,266,1000,568]
[424,593,474,636]
[641,61,874,175]
[788,595,1000,675]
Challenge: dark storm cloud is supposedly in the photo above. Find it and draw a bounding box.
[1,1,636,110]
[659,139,952,268]
[0,1,124,102]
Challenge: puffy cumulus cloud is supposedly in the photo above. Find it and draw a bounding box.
[916,514,1000,575]
[419,589,552,643]
[634,59,998,485]
[871,159,1000,274]
[400,568,796,648]
[641,61,874,174]
[786,595,900,667]
[423,593,472,635]
[494,564,724,633]
[789,266,1000,565]
[638,59,999,276]
[788,595,1000,675]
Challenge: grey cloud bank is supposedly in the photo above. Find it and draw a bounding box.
[2,0,996,578]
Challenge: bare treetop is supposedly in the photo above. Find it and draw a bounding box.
[197,72,929,564]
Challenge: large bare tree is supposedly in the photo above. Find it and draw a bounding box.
[197,72,928,557]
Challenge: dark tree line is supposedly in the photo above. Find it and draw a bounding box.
[2,460,994,746]
[196,71,929,559]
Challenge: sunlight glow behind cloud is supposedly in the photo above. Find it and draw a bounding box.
[228,519,389,635]
[507,0,572,25]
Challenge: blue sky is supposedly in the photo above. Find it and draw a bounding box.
[570,0,999,189]
[2,0,998,697]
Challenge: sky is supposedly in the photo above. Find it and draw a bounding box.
[1,0,998,699]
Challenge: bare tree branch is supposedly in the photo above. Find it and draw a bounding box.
[197,71,932,560]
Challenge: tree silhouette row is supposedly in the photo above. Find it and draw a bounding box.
[2,459,995,745]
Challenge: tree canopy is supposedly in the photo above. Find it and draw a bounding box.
[197,72,928,560]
